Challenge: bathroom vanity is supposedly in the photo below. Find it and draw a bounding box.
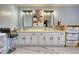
[14,26,79,47]
[15,28,66,46]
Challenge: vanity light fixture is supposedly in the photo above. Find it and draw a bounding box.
[26,12,29,15]
[30,12,32,15]
[23,10,32,15]
[44,10,54,15]
[22,12,25,15]
[48,12,50,15]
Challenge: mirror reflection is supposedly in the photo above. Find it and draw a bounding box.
[22,9,54,28]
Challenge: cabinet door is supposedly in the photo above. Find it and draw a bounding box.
[67,34,78,41]
[39,36,46,45]
[53,33,59,45]
[59,36,65,45]
[38,33,46,45]
[53,36,58,45]
[58,32,65,46]
[46,36,52,45]
[31,36,38,45]
[66,41,77,46]
[17,36,25,45]
[24,36,32,45]
[45,33,54,45]
[15,36,19,45]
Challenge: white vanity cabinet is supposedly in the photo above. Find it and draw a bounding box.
[52,33,59,45]
[16,32,39,46]
[45,33,58,46]
[45,32,65,46]
[24,36,32,45]
[31,33,38,45]
[38,33,46,45]
[16,33,31,46]
[66,33,78,46]
[18,36,25,45]
[58,32,65,46]
[16,32,65,46]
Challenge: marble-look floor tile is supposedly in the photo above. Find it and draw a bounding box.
[12,46,79,54]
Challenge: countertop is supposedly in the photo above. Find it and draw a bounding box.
[12,27,79,33]
[15,28,68,33]
[0,33,6,36]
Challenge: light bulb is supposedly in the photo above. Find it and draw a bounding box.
[44,12,46,15]
[26,12,29,15]
[22,12,25,15]
[48,12,50,15]
[30,12,32,15]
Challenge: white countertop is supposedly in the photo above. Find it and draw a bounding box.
[0,33,6,36]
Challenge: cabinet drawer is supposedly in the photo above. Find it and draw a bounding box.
[66,41,77,46]
[0,37,4,48]
[67,34,78,40]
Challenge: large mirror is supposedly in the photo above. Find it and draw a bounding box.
[22,9,54,28]
[23,10,33,28]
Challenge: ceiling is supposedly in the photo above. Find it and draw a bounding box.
[16,4,79,7]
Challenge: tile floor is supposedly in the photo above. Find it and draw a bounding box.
[12,46,79,54]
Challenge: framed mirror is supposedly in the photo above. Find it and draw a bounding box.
[22,10,33,28]
[22,9,54,28]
